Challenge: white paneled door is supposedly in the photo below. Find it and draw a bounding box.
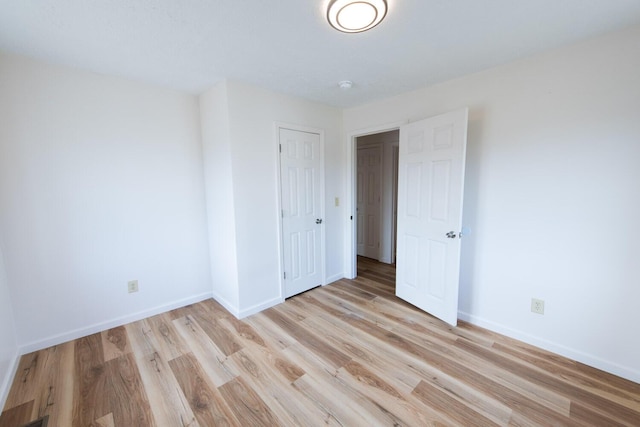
[280,128,323,298]
[396,108,468,326]
[357,145,382,260]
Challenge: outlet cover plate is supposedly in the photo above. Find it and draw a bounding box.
[128,280,139,293]
[531,298,544,314]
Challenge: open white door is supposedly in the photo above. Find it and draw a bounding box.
[396,108,468,326]
[280,128,323,298]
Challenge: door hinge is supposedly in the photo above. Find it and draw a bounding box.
[279,144,282,153]
[284,272,287,279]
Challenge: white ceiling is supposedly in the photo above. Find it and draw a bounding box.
[2,0,640,108]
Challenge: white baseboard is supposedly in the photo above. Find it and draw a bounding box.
[19,292,213,354]
[211,290,240,318]
[238,296,283,319]
[458,311,640,384]
[211,291,283,319]
[325,273,344,285]
[0,350,21,410]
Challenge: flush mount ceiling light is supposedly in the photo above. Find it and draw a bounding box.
[327,0,387,33]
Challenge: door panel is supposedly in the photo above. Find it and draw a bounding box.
[280,128,323,298]
[356,145,382,259]
[396,108,468,326]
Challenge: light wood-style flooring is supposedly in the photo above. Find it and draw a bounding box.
[2,257,639,426]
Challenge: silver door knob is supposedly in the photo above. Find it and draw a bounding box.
[446,231,456,239]
[316,218,323,224]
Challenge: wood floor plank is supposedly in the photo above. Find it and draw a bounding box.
[300,297,514,425]
[128,333,198,427]
[166,304,197,321]
[227,348,324,426]
[217,376,277,426]
[3,257,639,427]
[125,312,190,363]
[94,412,115,427]
[285,342,429,426]
[379,314,574,418]
[575,361,640,395]
[301,312,421,395]
[72,333,108,427]
[494,340,640,409]
[124,320,158,358]
[202,298,235,319]
[169,352,239,427]
[569,401,630,427]
[263,308,351,369]
[103,353,154,426]
[101,326,132,362]
[242,314,298,351]
[30,342,74,425]
[303,290,582,426]
[3,353,40,410]
[189,302,243,357]
[413,379,501,426]
[220,315,267,349]
[144,313,191,361]
[1,342,74,425]
[291,373,377,426]
[171,315,239,387]
[219,317,305,385]
[455,338,640,425]
[338,360,448,426]
[0,400,34,427]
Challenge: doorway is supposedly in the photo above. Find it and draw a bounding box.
[356,130,399,269]
[347,108,469,326]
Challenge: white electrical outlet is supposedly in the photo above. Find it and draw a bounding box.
[128,280,139,293]
[531,298,544,314]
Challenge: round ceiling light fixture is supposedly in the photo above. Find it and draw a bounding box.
[327,0,387,33]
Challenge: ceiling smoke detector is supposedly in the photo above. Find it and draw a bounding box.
[327,0,388,33]
[338,80,353,89]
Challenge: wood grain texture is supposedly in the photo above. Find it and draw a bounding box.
[126,319,197,427]
[2,342,74,425]
[169,352,238,426]
[94,413,115,427]
[72,333,108,427]
[217,376,276,426]
[0,400,33,427]
[2,256,639,426]
[172,315,239,387]
[102,353,154,426]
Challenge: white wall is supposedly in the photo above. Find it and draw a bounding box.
[343,25,640,382]
[200,80,343,317]
[200,82,240,312]
[0,53,212,350]
[0,243,18,409]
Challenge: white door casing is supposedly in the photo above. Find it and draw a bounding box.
[279,127,324,298]
[357,145,382,259]
[391,144,399,264]
[396,108,468,326]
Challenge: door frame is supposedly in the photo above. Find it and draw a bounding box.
[275,122,326,299]
[391,143,399,264]
[345,121,406,279]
